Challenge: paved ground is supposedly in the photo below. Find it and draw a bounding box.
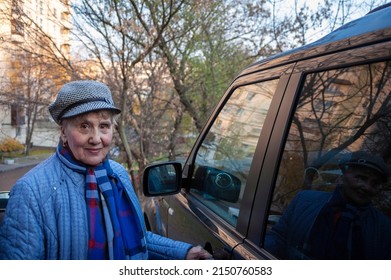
[0,154,50,173]
[0,154,51,191]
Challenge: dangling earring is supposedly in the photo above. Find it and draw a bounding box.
[63,140,68,148]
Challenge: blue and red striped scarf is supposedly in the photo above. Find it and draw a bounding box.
[57,144,146,259]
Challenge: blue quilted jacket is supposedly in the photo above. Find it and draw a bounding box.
[0,154,192,259]
[264,190,391,259]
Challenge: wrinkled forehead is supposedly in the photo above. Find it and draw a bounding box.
[61,110,114,125]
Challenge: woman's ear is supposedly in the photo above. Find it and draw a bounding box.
[335,175,343,184]
[60,126,67,144]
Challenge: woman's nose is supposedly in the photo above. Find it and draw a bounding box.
[89,128,102,144]
[357,177,379,192]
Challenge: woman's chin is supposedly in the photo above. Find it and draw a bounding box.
[80,156,105,166]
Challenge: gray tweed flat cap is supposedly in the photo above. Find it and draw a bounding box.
[339,151,390,180]
[49,80,121,124]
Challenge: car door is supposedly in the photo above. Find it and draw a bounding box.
[152,63,295,259]
[245,41,391,259]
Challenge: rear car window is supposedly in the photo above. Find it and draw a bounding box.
[265,61,391,259]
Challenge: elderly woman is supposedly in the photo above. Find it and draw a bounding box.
[0,80,211,260]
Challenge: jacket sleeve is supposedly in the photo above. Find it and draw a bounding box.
[0,181,45,260]
[145,231,193,260]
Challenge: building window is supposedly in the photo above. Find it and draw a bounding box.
[11,19,24,35]
[11,0,24,35]
[11,104,25,126]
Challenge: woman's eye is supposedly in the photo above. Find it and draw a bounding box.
[80,123,90,131]
[355,175,364,180]
[100,123,111,129]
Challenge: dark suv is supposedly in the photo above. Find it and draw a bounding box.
[142,3,391,259]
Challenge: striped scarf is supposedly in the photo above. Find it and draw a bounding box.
[57,144,146,259]
[305,186,364,259]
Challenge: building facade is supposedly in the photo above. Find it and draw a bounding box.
[0,0,71,148]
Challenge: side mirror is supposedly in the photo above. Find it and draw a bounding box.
[142,162,182,196]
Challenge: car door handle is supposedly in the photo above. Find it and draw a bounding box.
[204,241,230,260]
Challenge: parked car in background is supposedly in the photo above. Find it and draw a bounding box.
[0,191,9,224]
[142,3,391,260]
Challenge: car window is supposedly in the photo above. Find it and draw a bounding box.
[264,61,391,259]
[188,79,279,227]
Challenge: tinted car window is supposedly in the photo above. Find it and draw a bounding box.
[264,61,391,259]
[188,79,278,226]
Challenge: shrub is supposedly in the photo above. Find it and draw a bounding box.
[0,138,24,153]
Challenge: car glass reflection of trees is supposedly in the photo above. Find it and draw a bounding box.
[274,62,391,216]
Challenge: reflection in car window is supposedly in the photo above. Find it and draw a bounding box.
[189,80,278,227]
[265,61,391,259]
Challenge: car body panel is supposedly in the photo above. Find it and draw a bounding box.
[0,191,10,224]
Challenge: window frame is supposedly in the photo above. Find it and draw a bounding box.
[180,63,295,239]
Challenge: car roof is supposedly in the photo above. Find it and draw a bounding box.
[239,3,391,77]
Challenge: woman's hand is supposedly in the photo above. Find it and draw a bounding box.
[186,245,213,260]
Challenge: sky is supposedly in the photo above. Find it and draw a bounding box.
[282,0,390,43]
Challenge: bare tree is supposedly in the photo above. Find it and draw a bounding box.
[20,54,59,155]
[71,0,187,190]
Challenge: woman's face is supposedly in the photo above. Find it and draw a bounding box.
[61,111,114,166]
[340,166,383,206]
